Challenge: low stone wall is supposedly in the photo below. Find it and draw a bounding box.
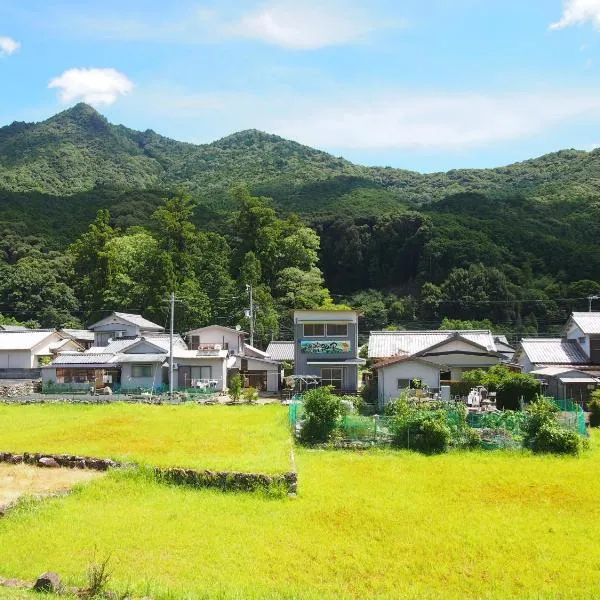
[0,381,37,398]
[156,467,298,494]
[0,452,298,495]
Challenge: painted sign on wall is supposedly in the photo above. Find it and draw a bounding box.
[301,340,351,354]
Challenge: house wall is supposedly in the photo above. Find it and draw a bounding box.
[0,350,34,369]
[120,362,165,390]
[92,322,140,346]
[565,323,590,357]
[377,361,440,408]
[187,327,244,353]
[301,363,359,392]
[236,356,282,392]
[518,354,534,373]
[177,358,227,391]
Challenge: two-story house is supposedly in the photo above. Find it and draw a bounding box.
[514,312,600,402]
[185,325,282,392]
[293,310,364,392]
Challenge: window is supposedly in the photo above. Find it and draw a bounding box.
[326,323,348,337]
[304,323,325,337]
[591,339,600,363]
[397,378,410,390]
[397,378,422,390]
[321,368,343,390]
[132,364,153,378]
[189,336,199,350]
[440,371,451,382]
[191,366,211,380]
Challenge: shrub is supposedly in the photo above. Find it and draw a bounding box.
[530,423,585,455]
[229,374,242,402]
[589,391,600,427]
[242,387,259,403]
[523,396,585,455]
[300,386,342,444]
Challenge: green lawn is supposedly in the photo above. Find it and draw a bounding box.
[0,431,599,599]
[0,403,291,473]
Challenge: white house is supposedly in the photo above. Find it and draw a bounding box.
[369,330,505,407]
[0,330,82,378]
[185,325,283,392]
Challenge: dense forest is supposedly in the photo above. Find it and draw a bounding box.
[1,103,599,343]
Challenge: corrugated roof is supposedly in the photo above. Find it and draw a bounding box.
[571,312,600,335]
[0,325,29,331]
[0,330,57,350]
[244,344,271,359]
[87,335,186,355]
[186,325,247,335]
[368,330,497,359]
[520,338,589,365]
[531,366,589,377]
[266,341,295,361]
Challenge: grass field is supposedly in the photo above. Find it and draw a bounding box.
[0,403,290,473]
[0,429,599,599]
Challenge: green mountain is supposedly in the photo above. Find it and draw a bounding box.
[2,103,600,218]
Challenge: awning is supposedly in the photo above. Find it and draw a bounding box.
[559,376,598,384]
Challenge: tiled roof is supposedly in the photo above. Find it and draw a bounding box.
[520,338,589,365]
[570,312,600,335]
[113,312,164,331]
[50,353,115,365]
[87,335,186,355]
[368,330,497,359]
[266,341,295,361]
[244,344,271,359]
[62,328,95,341]
[0,330,56,350]
[115,353,167,363]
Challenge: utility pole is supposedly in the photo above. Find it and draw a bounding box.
[169,291,175,399]
[588,295,599,312]
[246,284,254,347]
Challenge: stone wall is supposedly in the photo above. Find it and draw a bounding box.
[0,452,298,495]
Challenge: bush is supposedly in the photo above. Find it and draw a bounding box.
[389,397,452,454]
[229,374,242,402]
[530,423,585,455]
[242,387,259,403]
[589,391,600,427]
[300,386,342,444]
[523,396,585,455]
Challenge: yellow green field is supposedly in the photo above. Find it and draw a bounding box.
[0,403,290,473]
[0,419,599,598]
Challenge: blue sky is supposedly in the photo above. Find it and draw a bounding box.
[1,0,600,172]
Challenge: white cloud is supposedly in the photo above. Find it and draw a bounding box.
[133,87,600,150]
[550,0,600,30]
[48,68,134,106]
[0,36,20,56]
[227,0,396,49]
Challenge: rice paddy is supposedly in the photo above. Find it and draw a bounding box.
[0,404,598,599]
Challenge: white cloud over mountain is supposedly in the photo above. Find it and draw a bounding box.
[48,68,134,106]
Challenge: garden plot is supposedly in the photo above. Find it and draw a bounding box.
[0,464,100,508]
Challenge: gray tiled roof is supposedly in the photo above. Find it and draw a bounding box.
[266,341,295,361]
[113,312,165,331]
[520,338,589,365]
[62,328,95,341]
[368,330,497,359]
[571,312,600,335]
[50,353,115,365]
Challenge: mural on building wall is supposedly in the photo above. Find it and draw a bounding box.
[301,340,351,354]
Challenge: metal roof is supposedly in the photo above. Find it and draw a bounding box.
[89,312,164,331]
[0,325,29,331]
[520,338,589,365]
[186,325,247,335]
[0,330,57,350]
[173,349,228,359]
[368,330,497,359]
[266,341,295,361]
[570,312,600,335]
[244,344,271,359]
[87,335,186,355]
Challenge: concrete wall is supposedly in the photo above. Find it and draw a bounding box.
[377,360,440,407]
[0,368,41,379]
[92,322,140,346]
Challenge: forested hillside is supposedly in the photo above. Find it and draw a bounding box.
[1,104,599,340]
